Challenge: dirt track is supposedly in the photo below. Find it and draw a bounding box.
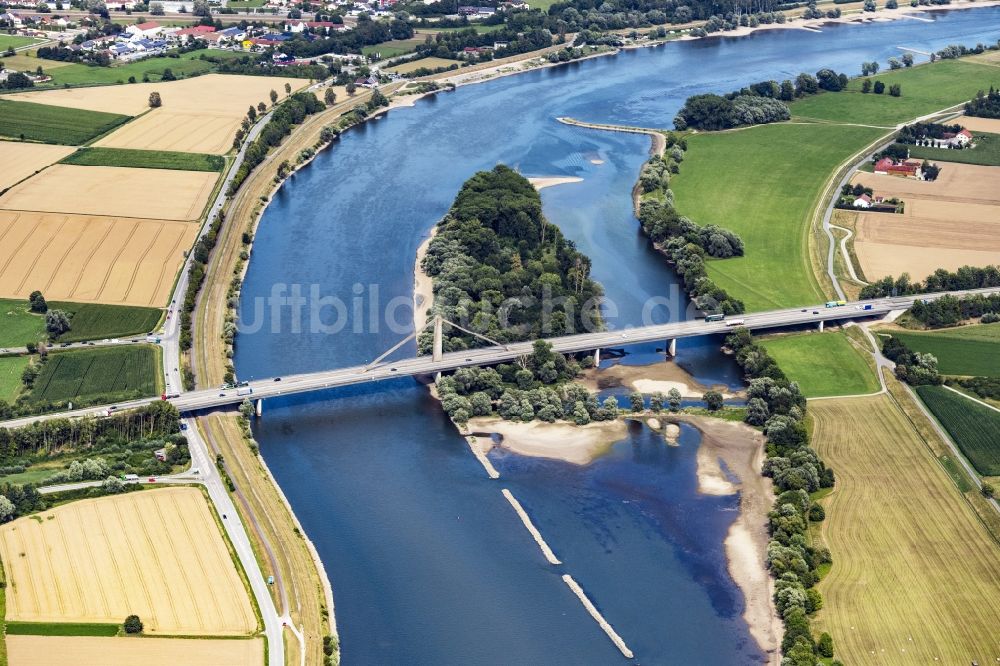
[0,210,196,306]
[0,487,257,634]
[0,164,216,221]
[6,635,264,666]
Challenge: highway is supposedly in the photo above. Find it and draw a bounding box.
[4,288,998,428]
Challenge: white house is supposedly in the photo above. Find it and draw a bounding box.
[126,21,164,38]
[852,193,872,208]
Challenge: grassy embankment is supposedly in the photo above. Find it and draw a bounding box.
[671,57,1000,312]
[60,147,224,172]
[0,99,129,145]
[0,34,40,50]
[28,345,162,405]
[888,322,1000,377]
[760,330,879,397]
[810,393,1000,664]
[0,299,162,347]
[0,356,29,402]
[916,384,1000,476]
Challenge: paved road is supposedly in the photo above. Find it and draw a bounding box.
[5,288,999,428]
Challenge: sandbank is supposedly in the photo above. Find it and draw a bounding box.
[413,226,437,331]
[467,416,627,465]
[528,176,584,190]
[670,414,780,663]
[580,360,740,399]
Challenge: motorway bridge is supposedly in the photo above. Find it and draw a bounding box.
[2,289,996,428]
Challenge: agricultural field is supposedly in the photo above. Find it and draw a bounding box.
[0,299,162,347]
[61,147,225,172]
[361,38,425,58]
[0,355,29,402]
[0,142,75,192]
[810,395,1000,664]
[0,165,217,221]
[889,322,1000,377]
[27,345,160,405]
[0,34,41,50]
[6,636,265,666]
[788,59,1000,126]
[35,56,215,88]
[0,211,196,307]
[0,99,129,145]
[0,487,258,634]
[916,384,1000,475]
[850,163,1000,281]
[386,56,462,74]
[672,122,884,310]
[905,130,1000,166]
[956,114,1000,134]
[760,330,878,397]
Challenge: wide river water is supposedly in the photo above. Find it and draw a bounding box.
[235,9,1000,663]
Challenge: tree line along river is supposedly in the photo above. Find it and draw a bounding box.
[234,8,1000,663]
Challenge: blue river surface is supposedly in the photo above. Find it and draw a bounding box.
[235,9,1000,664]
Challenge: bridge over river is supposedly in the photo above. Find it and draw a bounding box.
[3,288,996,428]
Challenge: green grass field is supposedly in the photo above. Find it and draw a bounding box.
[0,299,162,346]
[0,99,130,145]
[890,322,1000,377]
[672,122,884,310]
[0,34,41,50]
[39,55,213,87]
[917,384,1000,475]
[761,330,879,397]
[361,39,425,58]
[5,621,120,637]
[788,59,1000,126]
[28,345,161,406]
[0,356,29,402]
[61,147,224,172]
[904,131,1000,166]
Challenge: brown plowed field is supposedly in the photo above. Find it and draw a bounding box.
[0,487,257,635]
[6,635,263,666]
[0,211,196,306]
[850,162,1000,280]
[0,142,75,192]
[0,164,216,221]
[954,114,1000,134]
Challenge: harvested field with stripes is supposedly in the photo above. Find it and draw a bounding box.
[0,142,75,192]
[0,211,197,306]
[810,395,1000,664]
[6,635,264,666]
[0,165,216,221]
[0,487,258,635]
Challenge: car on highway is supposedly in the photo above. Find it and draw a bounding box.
[812,310,819,314]
[219,393,226,397]
[148,476,157,483]
[274,377,282,382]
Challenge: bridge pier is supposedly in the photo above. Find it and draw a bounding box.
[593,348,601,368]
[818,320,825,332]
[255,399,263,417]
[433,315,443,363]
[666,338,676,357]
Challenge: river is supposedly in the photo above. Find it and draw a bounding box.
[235,8,1000,663]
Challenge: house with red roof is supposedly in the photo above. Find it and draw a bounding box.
[874,157,921,179]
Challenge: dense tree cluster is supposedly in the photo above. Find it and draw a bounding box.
[420,166,603,351]
[957,375,1000,401]
[228,92,325,196]
[277,16,413,58]
[907,293,1000,328]
[535,0,794,35]
[881,336,941,385]
[435,340,612,425]
[964,87,1000,119]
[896,121,963,144]
[636,142,745,316]
[859,265,1000,300]
[725,327,836,664]
[935,42,991,60]
[412,25,553,62]
[0,71,33,90]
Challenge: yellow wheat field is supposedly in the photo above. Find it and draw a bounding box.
[811,395,1000,664]
[8,73,305,116]
[6,635,264,666]
[0,164,216,221]
[95,111,244,155]
[0,211,196,306]
[851,162,1000,280]
[0,487,257,635]
[0,142,75,192]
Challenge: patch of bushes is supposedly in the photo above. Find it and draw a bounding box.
[881,336,941,385]
[965,86,1000,119]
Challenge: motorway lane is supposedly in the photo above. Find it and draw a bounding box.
[5,288,999,426]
